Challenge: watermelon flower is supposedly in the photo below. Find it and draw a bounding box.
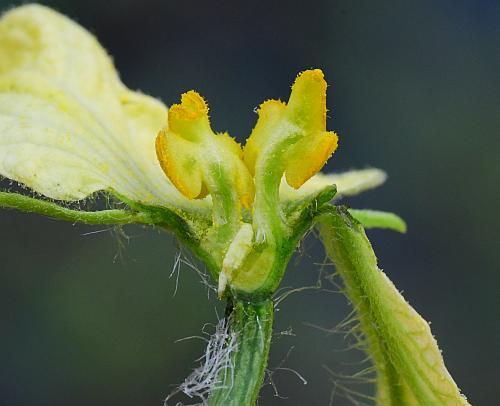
[0,5,470,406]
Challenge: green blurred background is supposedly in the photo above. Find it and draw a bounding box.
[1,1,499,405]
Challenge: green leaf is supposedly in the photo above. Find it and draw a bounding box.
[348,209,407,233]
[315,206,470,406]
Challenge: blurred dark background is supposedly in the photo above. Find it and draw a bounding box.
[1,0,499,405]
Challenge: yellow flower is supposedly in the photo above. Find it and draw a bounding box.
[0,4,384,218]
[0,4,392,299]
[0,8,471,406]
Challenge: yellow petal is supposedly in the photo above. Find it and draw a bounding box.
[0,5,201,210]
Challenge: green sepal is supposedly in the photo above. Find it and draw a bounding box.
[0,191,156,225]
[282,184,337,223]
[348,208,407,233]
[116,195,221,281]
[229,185,336,301]
[0,190,221,279]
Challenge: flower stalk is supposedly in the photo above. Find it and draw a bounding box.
[208,299,274,406]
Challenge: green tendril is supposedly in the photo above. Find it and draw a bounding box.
[348,209,407,233]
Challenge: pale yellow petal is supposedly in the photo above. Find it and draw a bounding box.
[280,168,387,201]
[0,5,202,211]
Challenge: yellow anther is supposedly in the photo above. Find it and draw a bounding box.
[168,91,208,121]
[156,128,205,199]
[243,69,338,190]
[284,130,338,188]
[287,69,327,132]
[155,90,254,208]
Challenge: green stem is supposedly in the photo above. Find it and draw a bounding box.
[315,206,470,405]
[209,299,273,406]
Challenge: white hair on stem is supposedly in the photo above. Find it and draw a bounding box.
[303,256,377,405]
[165,316,238,406]
[169,242,216,299]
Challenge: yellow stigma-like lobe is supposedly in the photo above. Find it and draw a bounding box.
[155,91,254,207]
[167,90,211,141]
[243,69,339,189]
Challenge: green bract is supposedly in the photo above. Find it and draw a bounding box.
[0,5,471,406]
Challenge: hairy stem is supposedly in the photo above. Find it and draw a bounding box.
[209,299,273,406]
[315,206,470,405]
